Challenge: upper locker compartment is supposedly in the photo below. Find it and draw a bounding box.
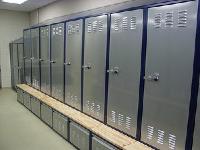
[107,9,143,137]
[65,19,83,110]
[51,23,65,102]
[141,1,198,150]
[31,28,40,90]
[40,26,51,95]
[24,29,32,85]
[83,15,107,122]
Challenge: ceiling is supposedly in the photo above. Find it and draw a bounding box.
[0,0,58,12]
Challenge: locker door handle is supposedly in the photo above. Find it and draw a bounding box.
[23,57,27,59]
[82,65,91,70]
[39,59,44,62]
[30,57,34,60]
[50,60,56,64]
[64,62,71,66]
[144,73,159,81]
[107,67,119,74]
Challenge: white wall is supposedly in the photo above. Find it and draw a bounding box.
[0,10,29,87]
[30,0,133,25]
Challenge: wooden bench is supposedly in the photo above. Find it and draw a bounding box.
[16,84,153,150]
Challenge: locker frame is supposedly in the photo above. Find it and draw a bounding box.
[22,0,200,149]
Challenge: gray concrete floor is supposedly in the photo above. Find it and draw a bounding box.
[0,88,76,150]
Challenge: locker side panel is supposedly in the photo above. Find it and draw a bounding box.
[51,23,64,102]
[31,97,41,118]
[23,92,31,110]
[141,1,198,150]
[41,103,53,127]
[70,122,89,150]
[83,15,107,121]
[107,9,143,137]
[192,77,200,150]
[65,19,83,110]
[92,136,118,150]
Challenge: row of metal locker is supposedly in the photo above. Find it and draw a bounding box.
[23,1,200,150]
[17,88,117,150]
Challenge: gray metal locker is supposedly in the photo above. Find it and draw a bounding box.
[18,44,24,83]
[65,20,83,110]
[12,44,19,87]
[40,26,51,95]
[107,10,143,137]
[53,111,68,139]
[92,136,118,150]
[24,29,32,85]
[41,103,52,127]
[31,97,40,118]
[83,15,107,121]
[51,23,64,102]
[70,122,89,150]
[192,77,200,150]
[31,28,40,89]
[141,1,198,150]
[17,89,23,104]
[23,92,31,110]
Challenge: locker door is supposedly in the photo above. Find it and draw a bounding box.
[107,10,143,137]
[31,28,40,89]
[18,43,24,83]
[40,26,50,95]
[83,15,107,121]
[193,77,200,150]
[12,44,19,87]
[24,29,32,85]
[141,1,198,150]
[51,23,64,102]
[65,19,83,110]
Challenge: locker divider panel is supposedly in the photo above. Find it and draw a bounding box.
[83,15,108,122]
[107,9,143,137]
[51,23,64,102]
[65,19,83,110]
[141,1,198,150]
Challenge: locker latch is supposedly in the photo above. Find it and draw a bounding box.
[144,73,160,81]
[107,67,119,75]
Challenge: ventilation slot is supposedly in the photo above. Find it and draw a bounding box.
[177,10,187,27]
[96,105,100,116]
[98,20,104,32]
[157,130,164,144]
[92,21,98,32]
[76,24,80,33]
[130,16,137,30]
[87,100,90,110]
[147,126,154,140]
[169,134,176,150]
[68,25,72,35]
[87,22,92,33]
[154,13,162,28]
[114,18,120,31]
[90,102,95,113]
[118,114,124,126]
[111,111,116,123]
[125,116,131,130]
[122,17,128,31]
[165,12,173,27]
